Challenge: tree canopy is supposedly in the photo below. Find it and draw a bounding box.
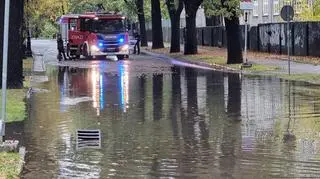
[26,0,155,37]
[203,0,241,18]
[297,0,320,21]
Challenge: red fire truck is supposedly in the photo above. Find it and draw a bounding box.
[59,12,130,60]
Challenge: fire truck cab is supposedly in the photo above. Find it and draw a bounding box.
[59,12,130,60]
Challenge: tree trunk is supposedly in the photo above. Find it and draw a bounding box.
[0,0,24,88]
[225,16,243,64]
[25,0,32,57]
[170,16,181,53]
[136,0,148,46]
[184,8,197,55]
[166,0,183,53]
[151,0,164,49]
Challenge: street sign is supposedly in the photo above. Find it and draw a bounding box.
[240,0,254,10]
[280,5,294,75]
[281,5,294,21]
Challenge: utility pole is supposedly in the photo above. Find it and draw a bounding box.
[280,5,294,75]
[240,0,253,68]
[244,11,248,64]
[1,0,10,142]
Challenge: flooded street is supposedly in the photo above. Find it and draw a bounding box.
[21,40,320,178]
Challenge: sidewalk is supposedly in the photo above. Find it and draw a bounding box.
[143,42,320,84]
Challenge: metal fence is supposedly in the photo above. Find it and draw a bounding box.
[147,22,320,57]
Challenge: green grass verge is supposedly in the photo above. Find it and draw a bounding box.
[177,53,320,84]
[0,152,21,179]
[184,55,226,65]
[238,64,281,72]
[23,77,31,89]
[183,55,281,72]
[23,58,33,71]
[153,49,320,84]
[1,89,27,123]
[0,58,32,179]
[0,57,32,123]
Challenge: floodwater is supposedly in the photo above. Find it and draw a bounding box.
[22,59,320,178]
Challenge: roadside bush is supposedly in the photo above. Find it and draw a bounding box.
[40,21,58,39]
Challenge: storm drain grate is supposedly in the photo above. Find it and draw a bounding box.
[76,129,101,149]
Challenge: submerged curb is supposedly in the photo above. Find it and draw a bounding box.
[141,48,239,73]
[18,146,26,177]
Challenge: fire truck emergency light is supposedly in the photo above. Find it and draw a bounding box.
[98,42,104,47]
[119,38,124,43]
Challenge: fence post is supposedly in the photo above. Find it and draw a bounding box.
[291,22,295,56]
[306,22,309,56]
[257,25,260,52]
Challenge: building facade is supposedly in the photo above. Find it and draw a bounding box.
[242,0,309,26]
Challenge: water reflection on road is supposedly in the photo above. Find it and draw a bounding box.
[22,60,320,178]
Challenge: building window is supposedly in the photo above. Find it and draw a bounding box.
[263,0,269,16]
[274,0,280,15]
[253,0,259,16]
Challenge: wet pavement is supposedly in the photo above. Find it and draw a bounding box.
[21,40,320,178]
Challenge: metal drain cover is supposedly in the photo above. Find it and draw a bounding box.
[76,129,101,149]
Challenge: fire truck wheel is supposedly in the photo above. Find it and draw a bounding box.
[117,55,126,60]
[83,45,92,59]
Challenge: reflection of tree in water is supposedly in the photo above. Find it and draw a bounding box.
[170,67,182,138]
[219,72,242,178]
[178,68,211,175]
[227,73,241,119]
[153,74,163,120]
[138,75,146,122]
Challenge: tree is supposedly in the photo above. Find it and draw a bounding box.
[166,0,184,53]
[183,0,203,55]
[26,0,69,38]
[136,0,148,46]
[204,0,243,64]
[297,0,320,21]
[123,0,149,46]
[151,0,164,49]
[0,0,24,88]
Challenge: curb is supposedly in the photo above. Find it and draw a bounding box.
[0,140,26,178]
[18,146,26,177]
[141,48,240,73]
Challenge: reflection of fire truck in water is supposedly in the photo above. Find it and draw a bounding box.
[59,12,130,60]
[58,63,130,115]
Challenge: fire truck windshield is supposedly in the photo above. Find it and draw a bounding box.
[90,19,126,34]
